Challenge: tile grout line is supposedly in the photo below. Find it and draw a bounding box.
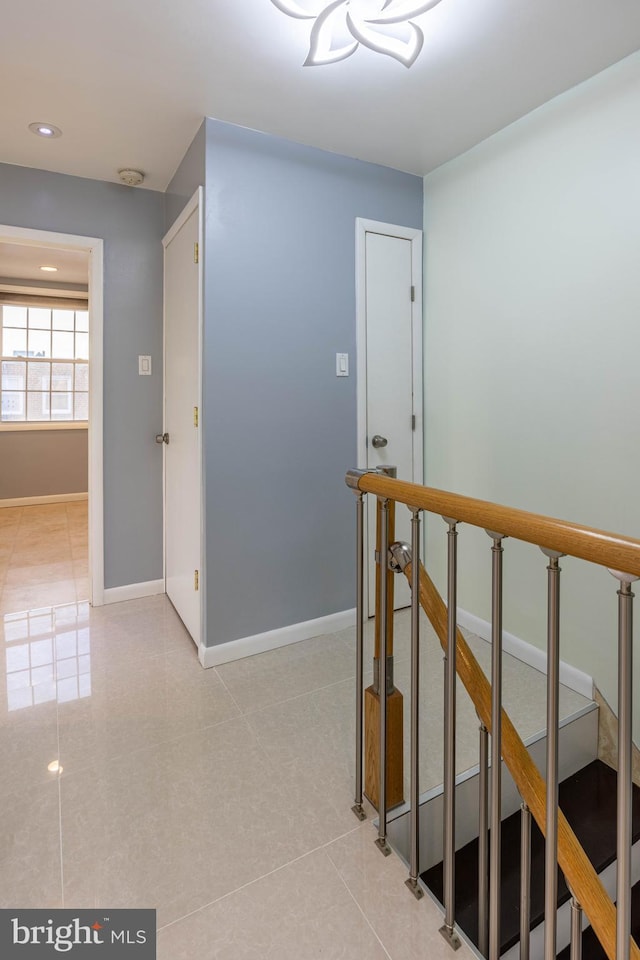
[212,667,244,715]
[229,671,364,720]
[207,667,289,788]
[56,700,65,907]
[326,846,395,960]
[55,508,69,911]
[58,699,265,776]
[157,821,366,934]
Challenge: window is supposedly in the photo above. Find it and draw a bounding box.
[0,304,89,423]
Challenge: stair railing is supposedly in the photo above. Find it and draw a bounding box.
[345,468,640,960]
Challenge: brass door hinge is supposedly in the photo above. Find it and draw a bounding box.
[193,406,199,427]
[194,570,199,591]
[194,242,199,264]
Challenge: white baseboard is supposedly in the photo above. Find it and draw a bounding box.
[0,492,88,508]
[457,608,594,700]
[103,579,165,605]
[199,608,357,668]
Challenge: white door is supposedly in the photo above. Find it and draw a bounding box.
[356,221,423,617]
[162,189,202,646]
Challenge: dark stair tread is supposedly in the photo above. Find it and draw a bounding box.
[420,760,640,954]
[556,880,640,960]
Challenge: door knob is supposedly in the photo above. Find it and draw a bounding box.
[371,434,388,448]
[155,433,169,445]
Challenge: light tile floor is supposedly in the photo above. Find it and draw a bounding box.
[0,507,591,958]
[0,501,88,614]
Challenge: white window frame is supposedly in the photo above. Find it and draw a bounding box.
[0,303,89,426]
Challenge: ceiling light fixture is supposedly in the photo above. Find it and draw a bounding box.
[40,265,58,272]
[271,0,443,67]
[29,122,63,138]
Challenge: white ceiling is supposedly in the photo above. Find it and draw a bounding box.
[0,242,89,285]
[2,0,640,192]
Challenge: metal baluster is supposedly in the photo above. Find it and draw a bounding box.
[520,802,531,960]
[353,486,366,820]
[405,508,424,899]
[570,895,583,960]
[608,570,638,960]
[345,469,370,822]
[486,531,504,960]
[375,495,391,856]
[478,721,490,957]
[542,549,563,960]
[441,518,461,950]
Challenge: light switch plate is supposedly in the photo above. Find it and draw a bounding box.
[336,353,349,377]
[138,355,152,376]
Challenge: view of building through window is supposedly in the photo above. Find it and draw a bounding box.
[0,304,89,422]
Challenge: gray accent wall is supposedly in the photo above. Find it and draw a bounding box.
[165,122,206,231]
[0,430,87,499]
[202,119,422,646]
[0,163,165,589]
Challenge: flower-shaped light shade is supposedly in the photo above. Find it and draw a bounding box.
[271,0,444,67]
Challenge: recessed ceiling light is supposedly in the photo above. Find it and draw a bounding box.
[40,265,58,272]
[47,760,63,774]
[29,122,62,139]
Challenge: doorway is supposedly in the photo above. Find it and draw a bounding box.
[0,224,104,608]
[355,218,423,616]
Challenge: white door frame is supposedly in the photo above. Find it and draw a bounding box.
[0,223,105,605]
[162,187,205,654]
[355,218,424,481]
[356,219,424,615]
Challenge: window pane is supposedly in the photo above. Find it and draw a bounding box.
[51,362,73,391]
[2,328,27,356]
[1,360,25,391]
[3,306,27,328]
[52,331,74,359]
[74,392,88,420]
[75,332,89,360]
[1,392,25,420]
[27,392,50,421]
[75,363,89,391]
[51,393,73,419]
[27,361,50,391]
[52,309,75,332]
[29,308,52,330]
[75,310,89,332]
[28,329,51,357]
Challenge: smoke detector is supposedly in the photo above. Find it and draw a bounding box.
[118,169,145,187]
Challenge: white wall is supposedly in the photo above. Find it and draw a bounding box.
[422,51,640,737]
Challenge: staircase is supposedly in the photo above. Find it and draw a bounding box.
[421,760,640,959]
[556,885,640,960]
[345,467,640,960]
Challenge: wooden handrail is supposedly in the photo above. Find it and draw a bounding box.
[407,559,640,960]
[356,473,640,577]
